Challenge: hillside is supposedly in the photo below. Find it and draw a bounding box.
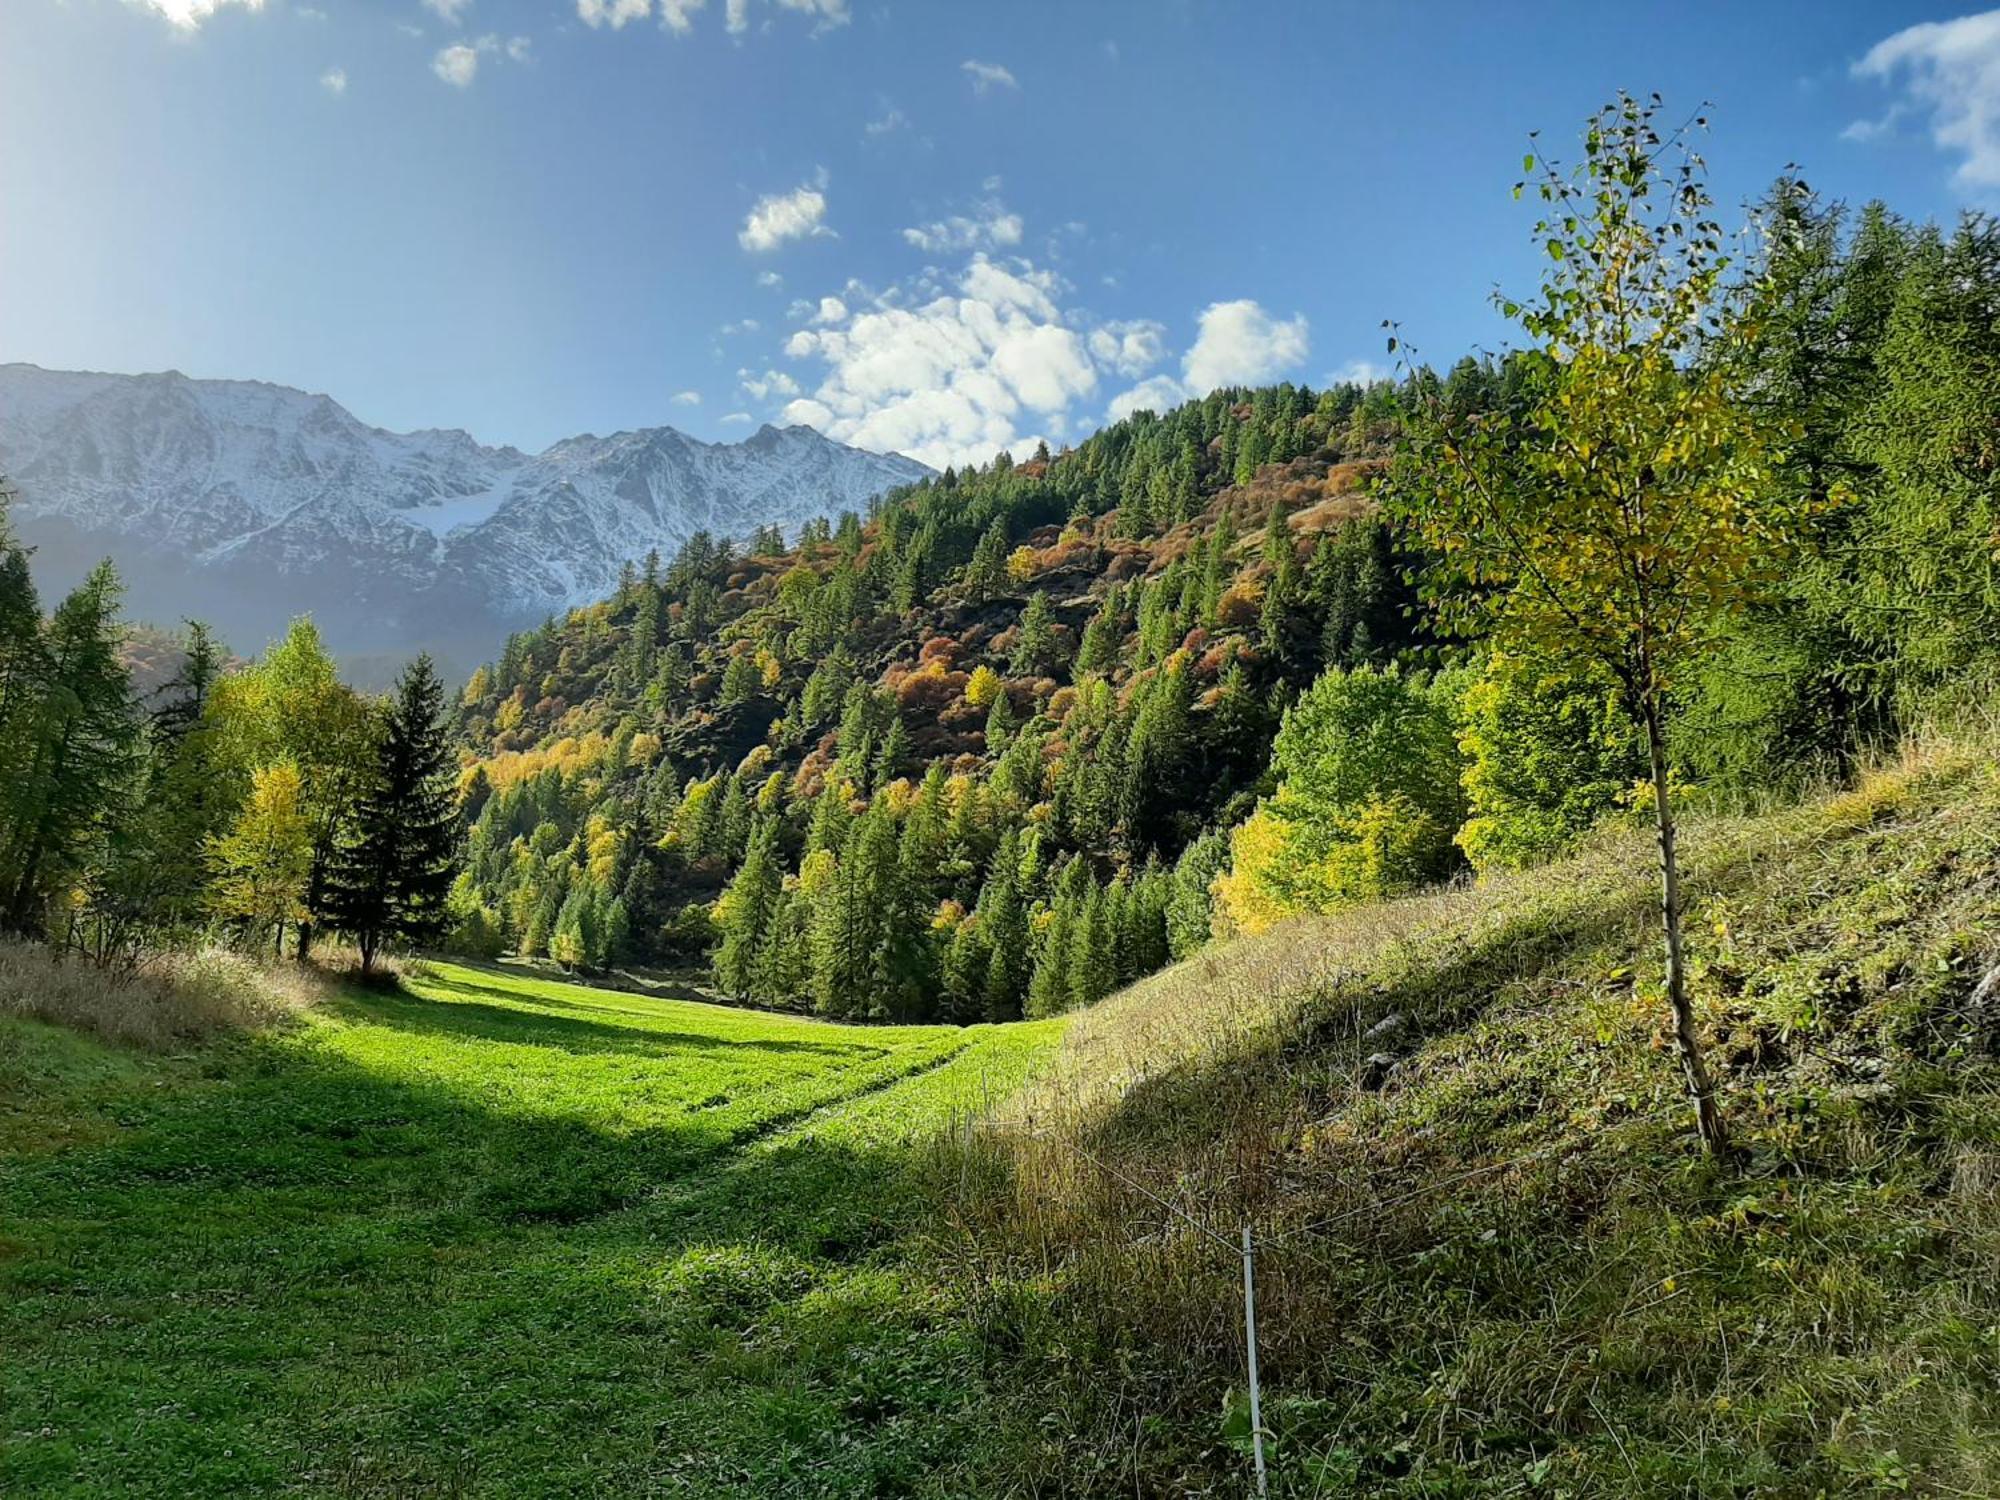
[450,379,1420,1019]
[945,738,2000,1494]
[0,363,929,678]
[5,745,1993,1496]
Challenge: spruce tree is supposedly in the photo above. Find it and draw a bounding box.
[326,655,458,976]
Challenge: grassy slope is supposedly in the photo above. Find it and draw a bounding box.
[0,963,1061,1497]
[950,745,2000,1495]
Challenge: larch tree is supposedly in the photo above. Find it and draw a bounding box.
[1390,95,1805,1154]
[208,761,313,955]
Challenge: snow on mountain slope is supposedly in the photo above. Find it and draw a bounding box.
[0,363,930,670]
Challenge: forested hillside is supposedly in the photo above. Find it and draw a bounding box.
[450,379,1426,1020]
[450,161,2000,1030]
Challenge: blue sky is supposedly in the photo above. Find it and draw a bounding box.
[2,0,1993,466]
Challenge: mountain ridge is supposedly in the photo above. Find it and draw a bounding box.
[0,362,931,677]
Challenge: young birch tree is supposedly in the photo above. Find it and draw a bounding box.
[1390,95,1807,1155]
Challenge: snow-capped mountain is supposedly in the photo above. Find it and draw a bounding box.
[0,363,929,676]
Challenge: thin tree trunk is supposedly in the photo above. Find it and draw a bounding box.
[1643,693,1729,1155]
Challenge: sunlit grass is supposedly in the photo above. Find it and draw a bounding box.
[0,961,1063,1497]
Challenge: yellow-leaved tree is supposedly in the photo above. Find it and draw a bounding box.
[1390,95,1811,1155]
[207,761,312,957]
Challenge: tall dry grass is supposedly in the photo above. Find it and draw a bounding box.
[0,940,338,1049]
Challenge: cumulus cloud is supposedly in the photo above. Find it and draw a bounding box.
[902,198,1024,255]
[721,411,754,425]
[1853,10,2000,187]
[720,318,762,335]
[865,107,909,138]
[1105,299,1309,422]
[1323,358,1389,387]
[811,296,848,324]
[123,0,264,28]
[671,390,702,406]
[739,179,832,252]
[1088,319,1167,379]
[1104,375,1188,424]
[432,42,481,86]
[756,270,784,288]
[422,0,471,24]
[961,59,1018,94]
[1181,299,1310,393]
[319,66,347,95]
[771,253,1099,469]
[740,368,801,401]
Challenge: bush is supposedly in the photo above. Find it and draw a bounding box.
[1455,650,1645,873]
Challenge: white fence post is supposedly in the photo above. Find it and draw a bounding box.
[1241,1223,1269,1498]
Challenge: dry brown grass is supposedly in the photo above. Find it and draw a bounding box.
[0,940,341,1049]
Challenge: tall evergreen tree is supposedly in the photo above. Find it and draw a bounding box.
[326,655,458,976]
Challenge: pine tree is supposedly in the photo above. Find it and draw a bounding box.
[325,655,458,976]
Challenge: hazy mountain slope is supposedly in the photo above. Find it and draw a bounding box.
[0,363,929,674]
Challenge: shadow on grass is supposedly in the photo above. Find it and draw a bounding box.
[0,1009,977,1497]
[332,976,873,1060]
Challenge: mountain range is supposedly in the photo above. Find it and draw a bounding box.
[0,363,930,680]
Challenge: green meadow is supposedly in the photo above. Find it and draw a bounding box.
[1,962,1062,1497]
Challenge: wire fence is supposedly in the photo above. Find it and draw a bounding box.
[1012,1123,1595,1498]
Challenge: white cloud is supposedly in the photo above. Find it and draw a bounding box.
[1104,300,1309,422]
[811,295,848,324]
[432,41,481,86]
[1181,299,1309,393]
[1105,375,1187,424]
[123,0,264,28]
[739,180,832,252]
[720,318,762,335]
[902,198,1024,255]
[423,0,471,24]
[961,59,1018,95]
[740,368,801,400]
[659,0,706,31]
[319,66,347,95]
[773,252,1097,469]
[1323,359,1389,387]
[578,0,652,27]
[865,107,909,138]
[506,35,531,61]
[721,411,754,425]
[671,390,702,406]
[1854,10,2000,187]
[756,270,784,288]
[1087,319,1167,379]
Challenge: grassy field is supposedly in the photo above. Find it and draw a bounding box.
[1,961,1062,1497]
[8,749,1999,1498]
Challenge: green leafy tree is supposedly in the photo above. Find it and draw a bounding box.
[1391,96,1802,1153]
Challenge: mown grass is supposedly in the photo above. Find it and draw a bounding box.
[945,742,2000,1495]
[1,959,1062,1497]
